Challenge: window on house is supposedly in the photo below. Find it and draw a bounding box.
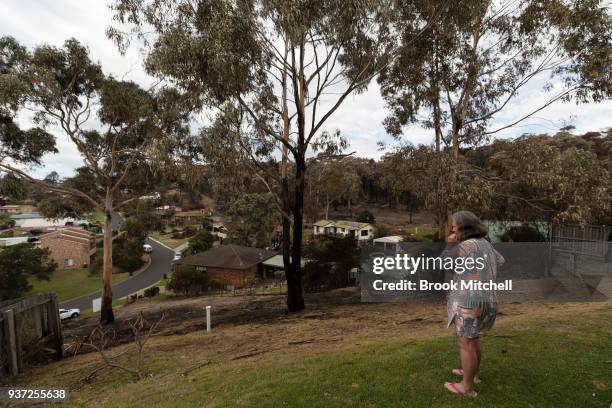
[341,228,345,232]
[64,258,74,267]
[360,230,369,237]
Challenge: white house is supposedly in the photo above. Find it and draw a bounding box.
[0,236,31,247]
[312,220,374,242]
[373,235,404,251]
[11,213,87,229]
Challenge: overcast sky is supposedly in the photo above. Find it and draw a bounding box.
[2,0,610,179]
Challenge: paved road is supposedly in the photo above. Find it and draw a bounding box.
[61,238,174,311]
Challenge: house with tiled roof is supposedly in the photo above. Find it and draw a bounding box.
[173,244,277,288]
[38,228,96,270]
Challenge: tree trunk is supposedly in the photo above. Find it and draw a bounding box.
[279,37,305,311]
[441,113,462,240]
[325,192,330,220]
[100,207,115,324]
[287,157,306,312]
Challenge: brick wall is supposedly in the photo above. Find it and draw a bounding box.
[205,265,258,287]
[38,235,92,270]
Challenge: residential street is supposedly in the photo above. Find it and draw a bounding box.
[60,238,174,311]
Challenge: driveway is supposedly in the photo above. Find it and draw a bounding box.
[60,238,174,310]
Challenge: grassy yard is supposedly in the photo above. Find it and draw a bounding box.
[27,268,131,302]
[14,302,611,407]
[149,230,191,249]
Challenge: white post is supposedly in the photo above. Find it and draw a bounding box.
[206,306,211,333]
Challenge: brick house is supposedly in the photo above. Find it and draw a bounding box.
[38,228,96,270]
[173,244,277,288]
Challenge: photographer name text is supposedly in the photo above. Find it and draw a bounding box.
[372,279,513,291]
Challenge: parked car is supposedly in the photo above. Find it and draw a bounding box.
[172,251,182,261]
[59,308,80,320]
[143,244,153,253]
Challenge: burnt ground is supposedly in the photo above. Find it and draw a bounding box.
[61,289,365,355]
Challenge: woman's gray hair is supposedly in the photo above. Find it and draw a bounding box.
[452,210,488,241]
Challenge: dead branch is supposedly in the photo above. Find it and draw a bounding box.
[79,312,165,383]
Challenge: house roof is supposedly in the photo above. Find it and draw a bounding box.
[10,213,42,220]
[175,209,210,217]
[13,217,87,229]
[39,228,94,244]
[373,235,403,243]
[0,237,30,246]
[313,219,371,230]
[335,220,371,230]
[174,244,277,270]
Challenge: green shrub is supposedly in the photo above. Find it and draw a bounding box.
[374,224,391,238]
[356,210,375,224]
[188,230,214,254]
[89,251,103,276]
[144,286,160,297]
[166,267,205,296]
[500,224,546,242]
[303,235,359,292]
[113,237,145,271]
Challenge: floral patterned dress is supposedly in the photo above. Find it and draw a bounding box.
[444,238,505,338]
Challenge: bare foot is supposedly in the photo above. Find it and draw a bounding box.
[444,382,477,398]
[452,368,481,383]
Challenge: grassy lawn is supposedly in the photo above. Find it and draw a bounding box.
[149,230,191,249]
[17,303,610,407]
[27,268,131,302]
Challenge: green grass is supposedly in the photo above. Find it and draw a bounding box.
[149,230,191,249]
[27,304,611,407]
[27,268,131,302]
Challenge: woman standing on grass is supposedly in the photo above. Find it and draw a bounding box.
[443,211,504,398]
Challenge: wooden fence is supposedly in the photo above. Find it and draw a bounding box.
[0,293,63,377]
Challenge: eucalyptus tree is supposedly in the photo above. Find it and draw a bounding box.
[381,144,491,233]
[108,0,418,311]
[484,134,611,224]
[380,0,611,236]
[0,38,187,323]
[0,37,56,179]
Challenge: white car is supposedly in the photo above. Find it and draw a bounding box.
[172,251,182,261]
[59,308,80,320]
[143,244,153,253]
